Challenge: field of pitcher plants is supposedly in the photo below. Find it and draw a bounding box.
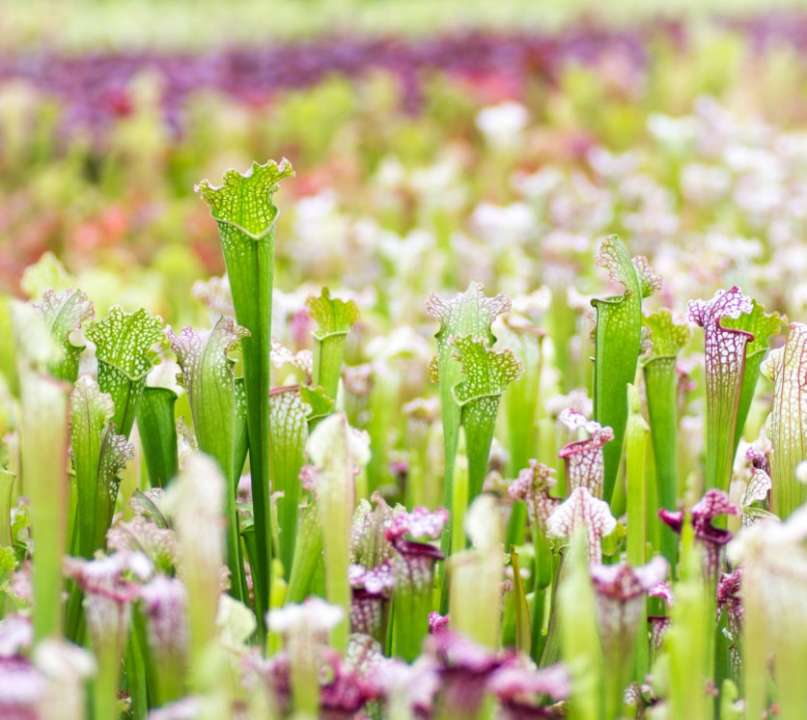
[3,11,807,720]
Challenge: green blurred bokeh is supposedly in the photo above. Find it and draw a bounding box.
[2,0,805,50]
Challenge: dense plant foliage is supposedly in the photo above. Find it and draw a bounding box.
[3,15,807,720]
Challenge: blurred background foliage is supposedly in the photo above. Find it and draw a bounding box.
[1,0,806,331]
[2,0,807,49]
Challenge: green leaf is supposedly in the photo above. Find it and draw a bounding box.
[0,469,15,547]
[451,335,521,500]
[666,524,712,720]
[498,317,544,547]
[388,505,447,660]
[300,384,335,428]
[642,309,688,565]
[18,371,70,640]
[71,376,134,558]
[689,287,753,493]
[592,236,659,503]
[559,530,603,720]
[164,452,227,666]
[510,549,532,656]
[307,287,359,402]
[625,384,650,570]
[269,385,309,577]
[763,322,807,517]
[285,501,323,603]
[307,413,370,651]
[508,462,558,639]
[450,494,503,649]
[644,309,689,357]
[548,287,578,393]
[12,301,71,640]
[427,283,510,536]
[365,362,399,496]
[136,387,178,488]
[0,545,14,584]
[20,251,74,298]
[34,289,94,383]
[307,287,360,336]
[720,680,742,720]
[722,299,782,453]
[196,158,294,628]
[196,159,293,241]
[168,318,247,482]
[168,317,248,601]
[0,296,19,397]
[11,298,62,370]
[86,306,164,437]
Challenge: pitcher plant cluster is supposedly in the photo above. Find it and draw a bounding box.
[3,154,807,720]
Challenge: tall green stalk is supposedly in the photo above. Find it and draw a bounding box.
[71,376,133,558]
[625,385,649,568]
[389,505,447,661]
[666,522,711,720]
[169,318,250,602]
[689,287,754,494]
[450,495,503,649]
[507,459,557,662]
[547,285,577,393]
[500,319,543,548]
[625,385,650,679]
[510,549,532,655]
[21,371,70,640]
[166,452,227,674]
[452,336,520,501]
[642,310,688,566]
[0,470,14,547]
[136,386,178,488]
[591,236,659,503]
[307,413,369,652]
[722,300,781,454]
[196,159,294,628]
[559,530,603,720]
[763,323,807,518]
[427,283,509,555]
[286,501,323,603]
[0,295,20,397]
[12,301,71,640]
[269,386,308,578]
[307,287,359,403]
[366,362,399,494]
